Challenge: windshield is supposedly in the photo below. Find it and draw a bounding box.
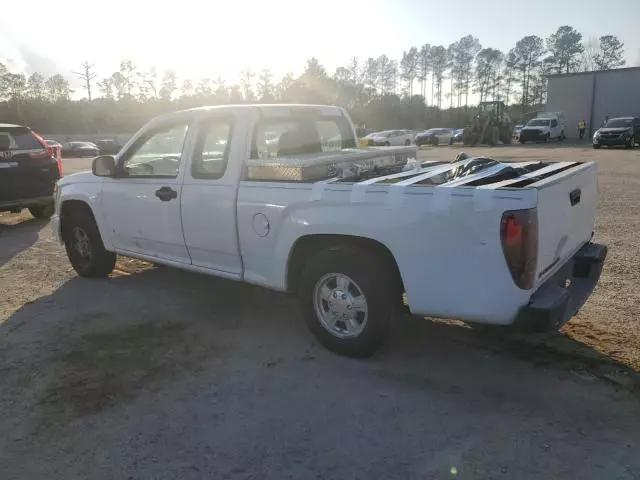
[527,119,550,127]
[605,118,633,128]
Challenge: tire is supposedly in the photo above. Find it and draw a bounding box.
[627,136,635,149]
[448,137,453,145]
[28,203,54,219]
[404,139,411,146]
[63,211,116,277]
[593,144,601,149]
[298,246,398,358]
[384,142,391,147]
[519,139,526,144]
[559,131,565,142]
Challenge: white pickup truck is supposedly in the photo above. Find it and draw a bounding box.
[53,104,607,357]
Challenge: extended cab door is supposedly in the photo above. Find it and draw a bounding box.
[179,113,244,278]
[100,121,192,263]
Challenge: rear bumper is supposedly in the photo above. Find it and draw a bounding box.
[0,195,54,212]
[514,242,607,331]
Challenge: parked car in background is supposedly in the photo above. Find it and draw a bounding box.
[364,130,414,146]
[593,117,640,149]
[0,123,61,218]
[415,128,454,146]
[95,138,123,155]
[62,141,100,157]
[512,125,524,142]
[45,139,63,163]
[452,129,464,143]
[519,112,566,143]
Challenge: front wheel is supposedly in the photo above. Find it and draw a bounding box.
[627,136,635,149]
[63,212,116,277]
[298,246,398,358]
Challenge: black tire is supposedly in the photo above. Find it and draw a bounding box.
[519,139,526,144]
[404,139,411,146]
[384,142,391,147]
[298,246,398,358]
[63,211,116,277]
[593,144,601,149]
[627,136,635,149]
[559,131,565,141]
[28,203,54,219]
[448,137,453,145]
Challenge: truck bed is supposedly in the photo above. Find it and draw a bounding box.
[237,155,597,325]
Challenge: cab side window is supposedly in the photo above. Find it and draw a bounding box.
[551,119,558,128]
[120,124,189,178]
[192,118,233,179]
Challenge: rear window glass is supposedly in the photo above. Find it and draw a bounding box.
[251,115,356,159]
[0,128,42,150]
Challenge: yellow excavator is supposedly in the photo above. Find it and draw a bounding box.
[462,101,513,146]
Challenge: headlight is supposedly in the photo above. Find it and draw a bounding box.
[593,131,600,138]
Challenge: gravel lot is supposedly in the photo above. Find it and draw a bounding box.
[1,145,639,479]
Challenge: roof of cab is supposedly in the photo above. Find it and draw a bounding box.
[0,123,26,129]
[150,104,344,123]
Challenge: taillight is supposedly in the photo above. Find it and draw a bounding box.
[500,208,538,290]
[31,130,62,176]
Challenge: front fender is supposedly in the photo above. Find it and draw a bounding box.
[57,182,113,251]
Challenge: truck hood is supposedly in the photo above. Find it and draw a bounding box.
[522,126,549,132]
[597,127,631,134]
[58,170,99,186]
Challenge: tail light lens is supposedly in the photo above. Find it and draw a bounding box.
[500,208,538,290]
[31,130,63,176]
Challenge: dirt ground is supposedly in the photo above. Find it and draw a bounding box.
[1,145,639,479]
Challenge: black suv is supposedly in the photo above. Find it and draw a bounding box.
[0,124,61,218]
[593,117,640,149]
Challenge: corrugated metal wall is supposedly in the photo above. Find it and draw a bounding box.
[547,67,640,139]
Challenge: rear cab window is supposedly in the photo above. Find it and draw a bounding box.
[0,127,43,152]
[251,111,356,160]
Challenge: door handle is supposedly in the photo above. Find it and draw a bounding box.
[155,186,177,202]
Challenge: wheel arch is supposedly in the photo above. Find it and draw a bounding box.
[60,199,113,251]
[286,234,404,297]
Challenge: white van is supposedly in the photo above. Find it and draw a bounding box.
[519,112,567,143]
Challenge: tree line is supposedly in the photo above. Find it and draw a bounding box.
[0,26,627,134]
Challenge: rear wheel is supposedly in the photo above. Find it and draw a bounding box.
[299,246,398,358]
[63,212,116,277]
[28,203,54,219]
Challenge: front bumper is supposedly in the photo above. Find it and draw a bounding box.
[593,137,628,146]
[514,242,607,331]
[519,130,548,142]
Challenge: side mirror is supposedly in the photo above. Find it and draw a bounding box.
[92,155,116,177]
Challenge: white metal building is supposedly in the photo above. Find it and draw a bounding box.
[546,66,640,139]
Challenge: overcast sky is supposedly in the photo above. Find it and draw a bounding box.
[1,0,638,87]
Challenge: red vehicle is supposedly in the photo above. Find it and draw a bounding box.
[0,124,62,218]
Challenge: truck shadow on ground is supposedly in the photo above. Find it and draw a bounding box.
[0,216,48,268]
[1,265,638,425]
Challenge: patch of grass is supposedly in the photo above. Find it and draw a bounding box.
[39,322,214,418]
